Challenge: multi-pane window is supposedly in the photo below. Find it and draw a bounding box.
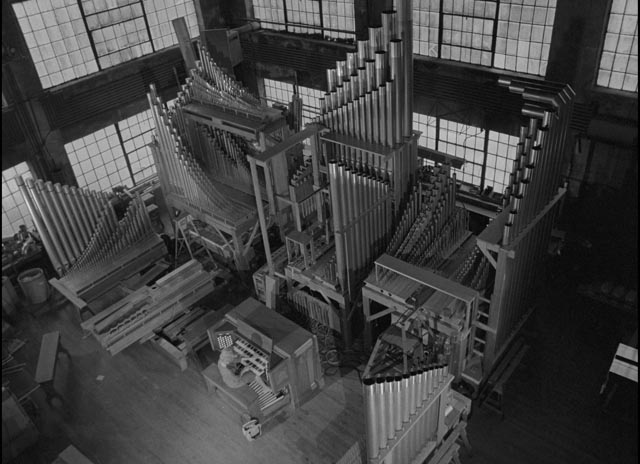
[261,79,323,126]
[409,0,556,76]
[66,126,132,192]
[118,109,157,185]
[252,0,356,40]
[144,0,199,50]
[12,0,199,89]
[81,0,152,69]
[440,119,486,187]
[297,85,324,124]
[262,78,295,107]
[486,130,519,194]
[322,0,356,40]
[494,0,555,75]
[2,163,34,238]
[65,108,159,192]
[597,0,638,92]
[12,0,98,88]
[413,113,518,195]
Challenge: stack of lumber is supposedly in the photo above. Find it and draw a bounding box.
[81,260,214,355]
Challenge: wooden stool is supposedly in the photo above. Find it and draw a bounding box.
[34,331,70,405]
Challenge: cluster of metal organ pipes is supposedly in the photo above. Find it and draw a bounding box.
[318,8,415,201]
[500,78,574,245]
[15,176,151,276]
[386,166,469,269]
[148,83,256,225]
[328,161,392,295]
[363,365,451,463]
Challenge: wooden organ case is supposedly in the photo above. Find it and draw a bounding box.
[202,297,324,423]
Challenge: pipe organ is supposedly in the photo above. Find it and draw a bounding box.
[362,79,574,393]
[363,365,471,464]
[258,2,420,347]
[16,176,165,302]
[148,43,288,270]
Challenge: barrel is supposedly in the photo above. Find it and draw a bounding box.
[17,268,49,304]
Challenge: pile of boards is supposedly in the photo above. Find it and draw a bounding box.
[81,260,214,355]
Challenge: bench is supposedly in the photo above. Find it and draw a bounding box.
[34,331,70,405]
[482,339,529,419]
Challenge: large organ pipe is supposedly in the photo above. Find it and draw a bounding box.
[16,176,64,273]
[37,180,75,265]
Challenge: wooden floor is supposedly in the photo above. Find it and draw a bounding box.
[5,267,638,464]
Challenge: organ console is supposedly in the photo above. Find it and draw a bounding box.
[202,297,324,424]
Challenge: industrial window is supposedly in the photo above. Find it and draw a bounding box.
[12,0,99,88]
[12,0,198,89]
[144,0,199,51]
[66,126,132,192]
[81,0,153,69]
[2,163,34,238]
[296,85,324,125]
[118,109,157,185]
[262,78,295,108]
[65,107,162,192]
[413,113,518,195]
[261,78,323,127]
[409,0,556,76]
[440,119,486,187]
[597,0,638,92]
[251,0,356,41]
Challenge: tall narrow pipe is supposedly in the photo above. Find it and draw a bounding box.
[17,177,64,273]
[363,379,379,458]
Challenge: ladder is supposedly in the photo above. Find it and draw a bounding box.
[173,215,216,268]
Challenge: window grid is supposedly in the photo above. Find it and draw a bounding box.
[441,1,496,66]
[252,0,355,40]
[82,0,153,69]
[297,85,324,125]
[413,0,440,57]
[414,112,519,195]
[12,0,198,89]
[287,0,321,35]
[66,126,133,192]
[440,119,486,187]
[597,0,638,92]
[409,0,556,76]
[117,109,157,185]
[322,0,356,40]
[12,0,99,89]
[2,163,34,238]
[495,0,556,76]
[144,0,199,51]
[263,78,295,107]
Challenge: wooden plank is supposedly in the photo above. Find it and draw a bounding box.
[49,278,88,310]
[121,260,170,291]
[171,17,197,71]
[375,254,478,302]
[35,331,59,384]
[155,259,201,287]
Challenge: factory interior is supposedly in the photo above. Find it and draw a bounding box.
[1,1,637,463]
